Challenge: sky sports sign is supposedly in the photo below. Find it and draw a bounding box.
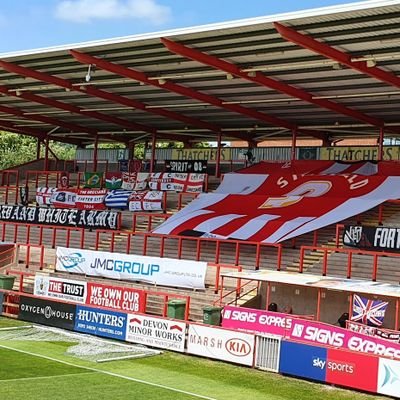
[279,341,379,393]
[56,246,207,289]
[74,305,127,340]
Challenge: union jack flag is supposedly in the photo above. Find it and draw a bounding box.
[351,294,388,327]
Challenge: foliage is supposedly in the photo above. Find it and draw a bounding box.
[0,132,75,170]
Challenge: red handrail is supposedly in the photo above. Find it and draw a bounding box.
[298,244,400,280]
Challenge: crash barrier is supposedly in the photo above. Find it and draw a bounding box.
[1,290,398,397]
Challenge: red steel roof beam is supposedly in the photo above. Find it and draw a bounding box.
[0,86,133,144]
[161,37,394,132]
[0,119,83,145]
[274,22,400,90]
[0,59,225,135]
[69,50,327,141]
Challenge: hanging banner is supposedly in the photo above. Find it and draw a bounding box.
[351,294,388,327]
[128,191,164,212]
[320,146,399,161]
[50,189,77,208]
[171,148,232,161]
[18,296,76,330]
[149,173,205,192]
[104,189,132,209]
[165,160,208,173]
[34,275,86,304]
[126,314,186,352]
[76,189,107,210]
[36,187,57,206]
[104,172,123,189]
[19,186,29,206]
[121,172,149,190]
[59,172,70,189]
[86,282,144,313]
[0,206,120,230]
[83,172,103,188]
[347,320,400,343]
[55,246,207,289]
[154,160,400,242]
[343,225,400,252]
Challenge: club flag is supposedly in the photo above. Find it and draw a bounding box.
[105,172,122,189]
[84,172,103,188]
[104,189,132,209]
[351,294,388,327]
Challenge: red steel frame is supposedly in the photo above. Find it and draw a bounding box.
[0,58,230,139]
[69,50,327,141]
[298,244,400,281]
[161,38,394,133]
[274,22,400,91]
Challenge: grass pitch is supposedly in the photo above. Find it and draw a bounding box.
[0,317,384,400]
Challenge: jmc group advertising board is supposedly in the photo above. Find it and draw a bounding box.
[56,247,207,289]
[187,324,255,366]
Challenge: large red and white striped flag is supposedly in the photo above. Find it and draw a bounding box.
[153,161,400,243]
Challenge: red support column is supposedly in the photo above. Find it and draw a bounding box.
[291,128,297,161]
[93,134,99,171]
[128,141,135,160]
[150,133,156,174]
[216,133,222,178]
[44,136,50,171]
[36,138,41,159]
[378,127,384,161]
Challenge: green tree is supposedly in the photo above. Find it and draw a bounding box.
[0,131,75,170]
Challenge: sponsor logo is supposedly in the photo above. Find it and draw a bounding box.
[381,364,400,388]
[225,338,252,357]
[313,357,326,370]
[77,309,125,328]
[58,253,85,269]
[90,258,160,276]
[20,303,74,321]
[292,323,304,337]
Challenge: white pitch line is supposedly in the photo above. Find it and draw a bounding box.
[0,372,98,383]
[0,344,218,400]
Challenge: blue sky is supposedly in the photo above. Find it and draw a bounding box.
[1,0,361,53]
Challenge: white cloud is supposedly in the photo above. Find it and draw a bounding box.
[55,0,171,25]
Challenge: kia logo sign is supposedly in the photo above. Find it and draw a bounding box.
[225,338,251,357]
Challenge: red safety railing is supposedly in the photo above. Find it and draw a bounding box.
[6,269,35,293]
[131,212,171,232]
[208,263,243,294]
[0,270,192,321]
[0,170,19,187]
[15,244,45,270]
[76,159,110,173]
[25,170,64,188]
[0,185,18,204]
[177,192,199,210]
[94,230,282,270]
[298,244,400,281]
